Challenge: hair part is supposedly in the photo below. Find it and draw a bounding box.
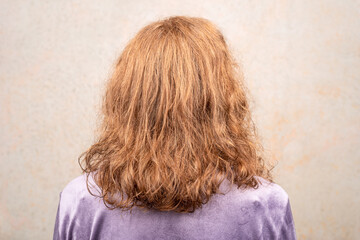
[78,15,273,213]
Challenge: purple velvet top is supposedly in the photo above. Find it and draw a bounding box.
[53,173,296,239]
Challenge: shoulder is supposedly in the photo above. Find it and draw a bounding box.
[54,173,106,240]
[59,172,101,205]
[219,176,292,224]
[220,176,290,205]
[253,176,290,207]
[252,177,296,238]
[60,174,85,198]
[244,176,291,218]
[61,174,86,194]
[218,176,296,239]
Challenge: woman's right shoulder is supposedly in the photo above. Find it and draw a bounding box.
[252,176,290,207]
[219,176,296,239]
[251,176,296,238]
[220,176,290,205]
[218,176,292,222]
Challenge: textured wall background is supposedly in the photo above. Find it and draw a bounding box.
[0,1,359,239]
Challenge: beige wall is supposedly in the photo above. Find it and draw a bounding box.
[1,1,359,239]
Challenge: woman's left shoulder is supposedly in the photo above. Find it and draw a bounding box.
[60,172,100,203]
[60,174,86,198]
[53,173,104,240]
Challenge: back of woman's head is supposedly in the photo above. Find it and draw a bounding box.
[79,15,272,213]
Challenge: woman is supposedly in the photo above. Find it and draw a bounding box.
[53,16,296,240]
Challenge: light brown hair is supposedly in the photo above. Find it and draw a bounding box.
[78,15,273,213]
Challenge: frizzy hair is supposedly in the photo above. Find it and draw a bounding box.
[78,15,273,213]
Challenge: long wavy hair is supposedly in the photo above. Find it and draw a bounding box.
[78,15,273,213]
